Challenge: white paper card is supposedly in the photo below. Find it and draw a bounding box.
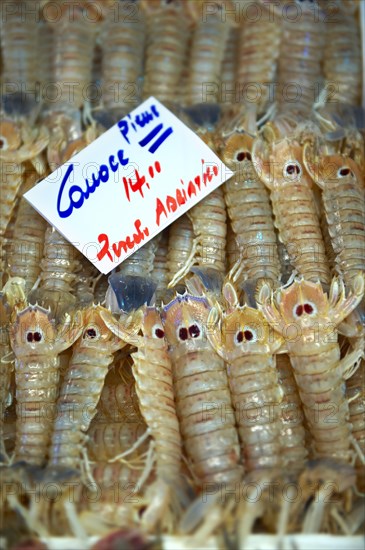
[24,98,234,274]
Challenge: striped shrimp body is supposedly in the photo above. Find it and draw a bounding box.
[6,174,47,295]
[277,2,325,116]
[152,231,170,302]
[207,283,284,471]
[168,188,227,288]
[9,305,82,465]
[185,2,233,105]
[102,3,145,110]
[117,236,160,279]
[322,5,362,105]
[87,421,148,463]
[0,0,40,92]
[167,215,194,289]
[218,126,281,290]
[0,119,49,279]
[258,274,365,463]
[101,306,184,531]
[346,359,365,490]
[96,362,143,424]
[73,256,99,307]
[142,0,190,104]
[220,27,239,105]
[236,2,281,111]
[276,353,308,470]
[40,226,78,293]
[162,294,243,487]
[303,145,365,289]
[44,110,82,172]
[45,2,98,111]
[0,301,13,460]
[28,226,82,316]
[252,136,331,286]
[49,305,140,470]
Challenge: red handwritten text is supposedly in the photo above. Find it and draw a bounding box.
[97,219,150,262]
[155,159,219,226]
[122,161,161,202]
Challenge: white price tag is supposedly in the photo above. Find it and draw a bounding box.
[25,98,234,274]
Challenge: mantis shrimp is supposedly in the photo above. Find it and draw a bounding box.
[220,26,239,105]
[216,110,281,293]
[49,304,140,471]
[101,0,145,112]
[322,2,362,106]
[0,116,49,283]
[162,294,243,486]
[141,0,190,105]
[0,0,40,95]
[236,1,281,112]
[252,135,331,286]
[5,173,47,295]
[303,140,365,291]
[101,305,186,532]
[276,1,325,116]
[9,304,82,465]
[185,0,236,105]
[258,273,365,463]
[28,226,82,317]
[44,1,99,113]
[207,282,284,471]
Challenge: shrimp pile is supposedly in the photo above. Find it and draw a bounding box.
[1,1,364,545]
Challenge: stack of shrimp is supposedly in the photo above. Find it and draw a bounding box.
[0,0,364,546]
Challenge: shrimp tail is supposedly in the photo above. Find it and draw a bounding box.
[107,274,157,313]
[186,267,224,296]
[141,475,192,533]
[178,491,221,535]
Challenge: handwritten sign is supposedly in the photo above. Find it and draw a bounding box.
[25,98,234,274]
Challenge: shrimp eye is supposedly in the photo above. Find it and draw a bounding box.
[295,304,303,317]
[337,167,352,177]
[33,331,43,342]
[189,324,201,338]
[26,332,33,343]
[0,137,7,150]
[303,302,315,314]
[242,327,258,342]
[152,324,164,339]
[284,161,301,178]
[84,326,99,340]
[178,327,189,341]
[236,151,252,162]
[235,331,244,344]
